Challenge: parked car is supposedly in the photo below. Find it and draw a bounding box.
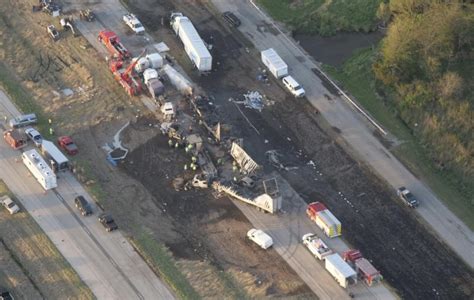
[8,113,37,128]
[1,196,20,215]
[282,75,305,98]
[57,136,78,155]
[74,195,92,216]
[247,228,273,249]
[0,290,14,300]
[397,186,419,208]
[222,11,241,27]
[25,128,42,147]
[98,213,118,232]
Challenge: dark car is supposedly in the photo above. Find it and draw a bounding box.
[0,290,14,300]
[98,213,118,232]
[74,195,92,216]
[396,186,419,208]
[222,11,241,27]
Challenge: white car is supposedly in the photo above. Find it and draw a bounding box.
[1,196,20,214]
[123,14,145,34]
[247,228,273,249]
[282,75,305,98]
[25,127,42,147]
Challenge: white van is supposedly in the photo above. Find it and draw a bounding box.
[247,229,273,249]
[282,76,305,98]
[9,113,38,128]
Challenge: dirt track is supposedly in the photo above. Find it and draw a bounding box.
[120,0,474,298]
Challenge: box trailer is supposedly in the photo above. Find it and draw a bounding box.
[302,233,333,260]
[40,140,69,172]
[22,149,57,190]
[261,48,288,78]
[170,13,212,72]
[325,253,357,288]
[3,129,27,149]
[306,202,342,238]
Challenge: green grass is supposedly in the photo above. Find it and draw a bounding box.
[324,48,474,229]
[257,0,382,35]
[132,232,200,300]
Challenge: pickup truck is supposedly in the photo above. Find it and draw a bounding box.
[123,14,145,34]
[397,186,419,208]
[302,233,333,260]
[1,195,20,215]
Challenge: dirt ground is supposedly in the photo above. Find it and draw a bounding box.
[0,182,92,299]
[122,0,474,299]
[1,0,473,299]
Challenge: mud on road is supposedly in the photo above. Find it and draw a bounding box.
[122,0,474,299]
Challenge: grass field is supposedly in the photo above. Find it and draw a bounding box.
[324,48,474,230]
[257,0,382,35]
[0,180,93,299]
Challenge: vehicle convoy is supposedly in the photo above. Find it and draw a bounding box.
[74,195,92,216]
[302,233,333,260]
[306,202,342,238]
[57,136,78,155]
[8,113,37,128]
[3,129,27,150]
[282,75,305,98]
[99,213,118,232]
[25,127,43,147]
[22,149,57,190]
[397,186,419,208]
[261,48,288,79]
[170,12,212,72]
[325,253,357,288]
[40,140,69,172]
[247,228,273,249]
[123,13,145,34]
[1,195,20,215]
[343,249,383,286]
[98,30,130,60]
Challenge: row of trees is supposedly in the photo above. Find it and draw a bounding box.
[374,1,473,188]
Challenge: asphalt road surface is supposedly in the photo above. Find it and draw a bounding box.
[0,91,174,299]
[211,0,474,269]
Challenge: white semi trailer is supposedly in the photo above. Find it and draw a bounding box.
[22,149,57,190]
[324,253,357,288]
[170,12,212,72]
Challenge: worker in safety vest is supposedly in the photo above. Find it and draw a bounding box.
[168,140,174,147]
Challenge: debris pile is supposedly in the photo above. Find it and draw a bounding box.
[243,91,264,111]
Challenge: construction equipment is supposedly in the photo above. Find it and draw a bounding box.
[47,25,59,41]
[306,202,342,238]
[79,9,95,22]
[98,30,130,60]
[343,249,383,286]
[109,49,146,96]
[60,17,76,36]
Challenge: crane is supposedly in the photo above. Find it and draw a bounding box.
[109,49,146,96]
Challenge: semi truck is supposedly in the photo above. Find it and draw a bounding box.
[343,249,383,286]
[325,253,357,288]
[261,48,288,79]
[306,202,342,238]
[170,12,212,72]
[302,233,333,260]
[22,149,57,190]
[40,140,69,172]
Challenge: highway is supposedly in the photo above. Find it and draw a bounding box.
[0,91,174,299]
[210,0,474,270]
